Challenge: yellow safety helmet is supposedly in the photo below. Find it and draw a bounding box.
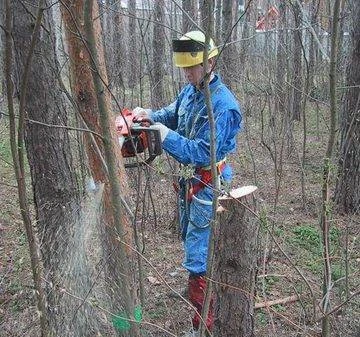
[172,30,219,68]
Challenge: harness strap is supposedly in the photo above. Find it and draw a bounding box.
[188,161,226,201]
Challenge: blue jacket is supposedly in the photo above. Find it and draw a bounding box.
[150,74,242,275]
[150,74,242,168]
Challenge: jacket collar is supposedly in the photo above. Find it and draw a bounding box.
[192,73,220,93]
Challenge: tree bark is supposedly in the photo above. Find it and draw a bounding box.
[335,0,360,213]
[61,1,138,336]
[321,0,341,335]
[213,186,258,337]
[291,0,303,121]
[83,1,140,335]
[5,1,48,335]
[128,0,138,89]
[220,0,237,89]
[275,2,287,114]
[13,1,88,336]
[215,0,222,43]
[308,0,320,93]
[152,0,166,108]
[11,1,106,335]
[0,0,5,97]
[105,0,126,98]
[182,0,197,33]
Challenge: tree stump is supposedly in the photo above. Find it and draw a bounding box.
[213,186,258,337]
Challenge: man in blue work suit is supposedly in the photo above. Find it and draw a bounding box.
[134,30,242,335]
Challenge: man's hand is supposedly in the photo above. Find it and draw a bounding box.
[133,107,151,122]
[149,123,169,142]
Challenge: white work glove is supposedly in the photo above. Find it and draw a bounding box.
[133,107,152,121]
[149,122,169,142]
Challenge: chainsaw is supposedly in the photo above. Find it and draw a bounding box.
[115,108,162,168]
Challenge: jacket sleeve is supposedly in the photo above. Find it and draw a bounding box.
[149,87,190,130]
[162,109,242,167]
[149,101,178,130]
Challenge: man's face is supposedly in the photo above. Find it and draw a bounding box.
[182,58,214,86]
[182,63,204,86]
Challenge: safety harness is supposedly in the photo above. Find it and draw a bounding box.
[173,160,226,202]
[187,160,226,201]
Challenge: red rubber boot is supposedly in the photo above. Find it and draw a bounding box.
[188,275,214,332]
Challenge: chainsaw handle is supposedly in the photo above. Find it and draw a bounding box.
[133,117,155,126]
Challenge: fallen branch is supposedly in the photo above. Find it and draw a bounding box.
[257,273,287,279]
[255,295,299,309]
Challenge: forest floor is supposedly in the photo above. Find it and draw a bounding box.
[0,100,359,337]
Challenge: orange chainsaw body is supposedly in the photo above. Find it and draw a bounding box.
[115,109,162,167]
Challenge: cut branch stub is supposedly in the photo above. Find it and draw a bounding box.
[213,185,258,337]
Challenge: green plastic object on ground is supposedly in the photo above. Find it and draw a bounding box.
[112,305,143,331]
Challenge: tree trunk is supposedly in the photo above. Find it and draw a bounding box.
[308,0,319,94]
[220,0,237,89]
[182,0,197,32]
[238,0,253,69]
[152,0,166,108]
[213,186,258,337]
[0,0,5,97]
[291,0,303,121]
[275,2,287,114]
[61,1,138,336]
[321,0,341,335]
[335,0,360,213]
[128,0,138,89]
[199,0,212,31]
[5,1,48,335]
[105,0,126,99]
[11,1,94,335]
[215,0,222,43]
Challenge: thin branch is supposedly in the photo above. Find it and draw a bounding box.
[294,0,330,62]
[17,0,51,34]
[95,2,184,37]
[169,0,201,32]
[118,238,212,331]
[199,4,216,336]
[212,0,254,73]
[5,0,49,335]
[60,0,135,220]
[317,289,360,320]
[0,112,104,139]
[255,295,300,309]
